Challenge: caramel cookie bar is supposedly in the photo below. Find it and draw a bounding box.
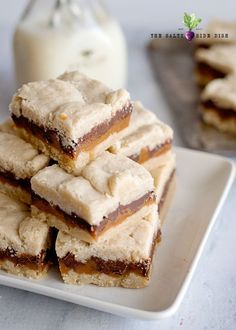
[10,71,132,175]
[194,20,236,49]
[0,130,49,204]
[56,204,160,288]
[195,44,236,87]
[200,75,236,135]
[109,101,173,165]
[0,192,52,279]
[31,152,155,242]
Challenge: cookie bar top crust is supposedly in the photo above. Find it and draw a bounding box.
[0,193,50,257]
[58,71,114,102]
[195,44,236,74]
[0,131,49,180]
[201,75,236,111]
[31,152,155,227]
[109,102,173,162]
[81,151,154,205]
[56,204,160,276]
[10,72,131,155]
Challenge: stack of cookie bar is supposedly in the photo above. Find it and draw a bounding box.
[109,100,175,219]
[0,71,175,288]
[194,20,236,135]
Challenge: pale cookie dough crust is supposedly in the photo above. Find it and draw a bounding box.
[59,269,151,288]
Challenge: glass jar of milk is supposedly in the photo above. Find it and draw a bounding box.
[13,0,127,89]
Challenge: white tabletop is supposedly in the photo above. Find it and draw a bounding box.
[0,1,236,329]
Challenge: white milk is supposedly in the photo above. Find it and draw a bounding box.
[14,15,127,89]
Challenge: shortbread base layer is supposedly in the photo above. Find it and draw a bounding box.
[201,106,236,135]
[31,191,155,242]
[0,259,49,279]
[12,107,132,174]
[0,254,50,280]
[195,62,226,87]
[58,267,151,288]
[0,176,31,204]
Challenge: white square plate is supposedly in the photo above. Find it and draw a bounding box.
[0,147,234,320]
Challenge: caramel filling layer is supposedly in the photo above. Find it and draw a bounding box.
[59,229,161,278]
[196,62,226,81]
[0,171,31,193]
[32,191,156,239]
[129,140,172,164]
[0,248,50,271]
[202,100,236,120]
[12,103,133,159]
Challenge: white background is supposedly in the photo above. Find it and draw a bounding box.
[0,1,236,329]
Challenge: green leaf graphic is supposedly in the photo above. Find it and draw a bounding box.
[183,12,201,30]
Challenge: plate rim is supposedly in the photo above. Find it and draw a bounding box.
[0,147,235,320]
